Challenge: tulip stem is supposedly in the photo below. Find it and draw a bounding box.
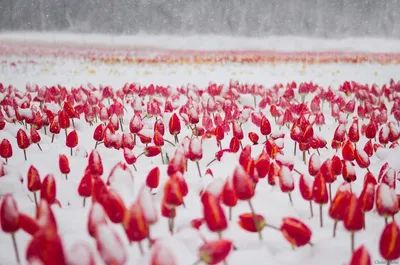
[288,192,293,206]
[294,141,297,156]
[170,217,175,234]
[37,143,42,151]
[351,232,355,253]
[363,212,366,229]
[95,141,98,149]
[70,147,73,156]
[240,141,244,150]
[229,207,232,221]
[174,134,179,144]
[309,201,313,218]
[265,224,280,231]
[132,163,137,172]
[119,118,124,132]
[196,161,202,178]
[302,151,306,165]
[136,152,144,160]
[11,233,20,264]
[319,204,323,228]
[206,158,216,168]
[191,260,201,265]
[65,129,68,139]
[65,174,68,180]
[160,149,165,164]
[248,200,263,241]
[384,217,388,225]
[23,149,27,161]
[328,184,332,203]
[33,192,38,209]
[83,197,86,207]
[71,118,75,129]
[134,134,136,145]
[163,138,175,147]
[138,241,144,256]
[333,220,337,237]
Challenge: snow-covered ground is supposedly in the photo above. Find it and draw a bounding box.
[0,34,400,265]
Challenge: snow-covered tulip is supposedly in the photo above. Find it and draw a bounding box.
[149,241,178,265]
[67,242,96,265]
[95,224,127,265]
[0,194,21,263]
[329,183,352,237]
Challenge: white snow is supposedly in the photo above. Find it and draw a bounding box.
[95,224,126,264]
[380,124,390,139]
[310,154,321,171]
[344,161,356,176]
[137,185,158,224]
[190,138,202,155]
[67,243,94,265]
[355,145,369,162]
[378,184,398,209]
[280,166,294,187]
[1,33,400,265]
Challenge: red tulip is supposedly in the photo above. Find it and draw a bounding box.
[88,149,104,176]
[59,154,70,180]
[66,130,78,156]
[379,222,400,263]
[348,245,372,265]
[19,213,40,236]
[0,138,13,162]
[40,174,57,205]
[202,192,228,233]
[169,113,181,143]
[280,217,312,248]
[30,127,42,151]
[248,132,259,145]
[78,172,92,207]
[123,202,149,254]
[198,239,233,265]
[17,128,30,160]
[146,167,160,190]
[27,165,41,208]
[102,189,126,224]
[221,176,237,220]
[313,174,329,227]
[344,194,365,253]
[26,226,67,265]
[329,183,352,237]
[238,213,266,233]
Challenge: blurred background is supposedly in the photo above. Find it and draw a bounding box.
[0,0,399,38]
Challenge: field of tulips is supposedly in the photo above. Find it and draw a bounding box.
[1,37,400,265]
